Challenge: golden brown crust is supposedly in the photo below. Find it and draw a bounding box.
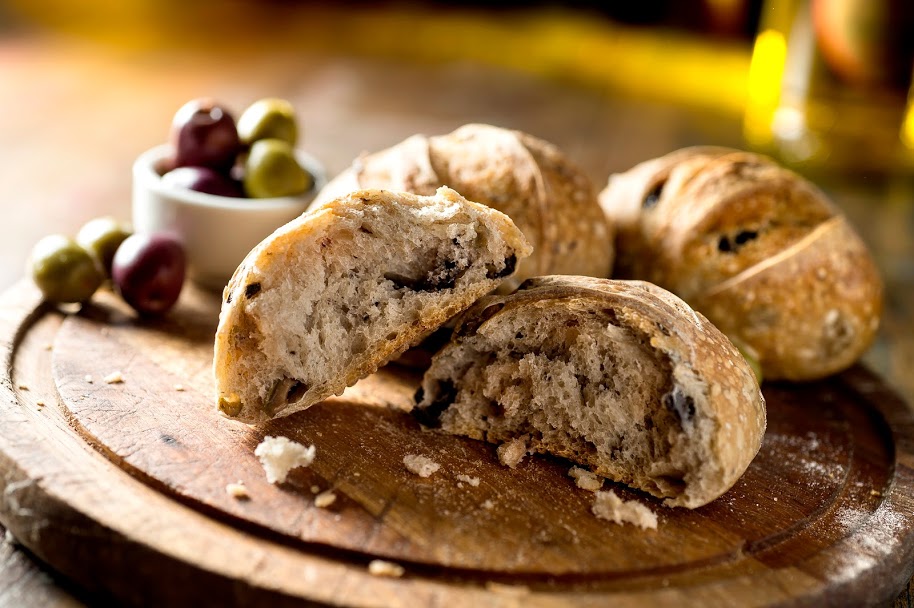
[694,217,884,380]
[599,146,883,381]
[598,146,735,280]
[313,124,613,291]
[515,133,611,280]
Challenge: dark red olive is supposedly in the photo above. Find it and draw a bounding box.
[170,98,241,171]
[112,233,186,315]
[161,166,244,198]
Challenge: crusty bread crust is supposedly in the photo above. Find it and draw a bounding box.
[312,124,613,291]
[214,187,531,424]
[415,276,766,508]
[599,146,883,381]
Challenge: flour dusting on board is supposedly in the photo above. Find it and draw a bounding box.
[828,503,906,583]
[763,431,844,491]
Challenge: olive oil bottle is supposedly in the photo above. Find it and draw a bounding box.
[744,0,914,176]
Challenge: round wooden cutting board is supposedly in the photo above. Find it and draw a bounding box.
[1,280,914,607]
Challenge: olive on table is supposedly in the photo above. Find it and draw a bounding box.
[242,138,313,199]
[170,98,241,171]
[161,166,244,198]
[237,98,298,146]
[76,216,132,276]
[29,235,104,304]
[112,233,186,316]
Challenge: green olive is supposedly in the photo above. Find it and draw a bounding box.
[30,235,104,304]
[243,138,313,198]
[735,342,764,384]
[76,216,132,276]
[237,98,298,146]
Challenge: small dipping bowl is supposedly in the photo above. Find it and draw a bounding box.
[132,144,326,291]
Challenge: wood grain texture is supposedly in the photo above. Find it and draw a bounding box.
[0,280,912,606]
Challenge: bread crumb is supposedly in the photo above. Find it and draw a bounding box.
[482,499,495,510]
[35,400,45,407]
[44,343,53,351]
[174,384,185,392]
[870,489,882,497]
[456,474,481,487]
[592,490,657,530]
[314,491,337,508]
[84,375,93,383]
[497,435,529,468]
[403,454,440,477]
[17,384,28,391]
[568,466,603,492]
[368,559,404,578]
[254,436,316,484]
[103,371,124,384]
[311,485,321,494]
[485,581,530,596]
[225,482,250,500]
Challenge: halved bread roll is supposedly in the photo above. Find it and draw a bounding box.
[414,276,766,508]
[214,187,532,424]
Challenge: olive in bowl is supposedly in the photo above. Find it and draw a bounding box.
[132,144,326,291]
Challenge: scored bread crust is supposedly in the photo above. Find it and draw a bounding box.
[599,146,883,381]
[415,276,766,509]
[311,123,613,291]
[214,187,532,424]
[694,216,883,380]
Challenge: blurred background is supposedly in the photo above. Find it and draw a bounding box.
[1,0,914,602]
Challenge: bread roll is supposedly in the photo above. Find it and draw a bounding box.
[414,276,766,508]
[312,123,613,291]
[599,147,882,381]
[214,187,531,424]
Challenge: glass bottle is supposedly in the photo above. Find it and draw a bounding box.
[744,0,914,177]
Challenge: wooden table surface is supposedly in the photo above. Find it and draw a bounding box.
[0,20,913,607]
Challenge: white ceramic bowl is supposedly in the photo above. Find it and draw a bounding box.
[132,144,326,291]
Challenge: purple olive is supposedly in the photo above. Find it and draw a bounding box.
[161,166,244,198]
[170,98,240,171]
[112,233,186,316]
